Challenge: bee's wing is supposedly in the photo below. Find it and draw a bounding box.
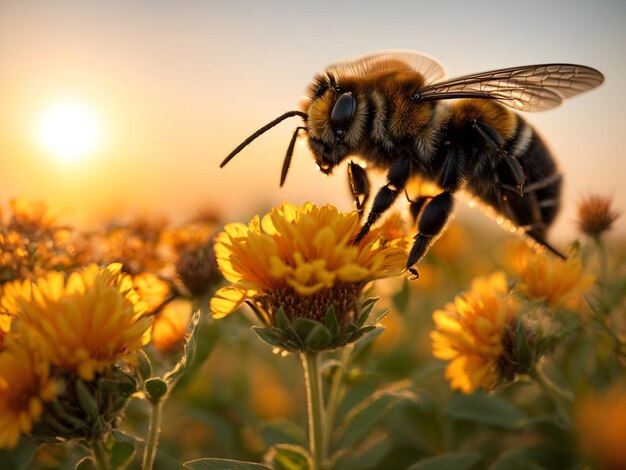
[326,50,446,85]
[417,64,604,111]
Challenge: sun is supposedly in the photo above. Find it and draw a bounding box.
[37,100,102,163]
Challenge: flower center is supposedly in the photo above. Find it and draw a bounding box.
[262,282,365,326]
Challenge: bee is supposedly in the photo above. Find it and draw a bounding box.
[221,51,604,277]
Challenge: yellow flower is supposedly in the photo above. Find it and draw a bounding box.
[0,313,10,352]
[509,245,595,309]
[151,299,193,352]
[160,222,215,253]
[2,264,152,381]
[0,342,59,449]
[431,272,519,393]
[7,198,59,237]
[576,386,626,469]
[211,202,407,325]
[133,272,172,311]
[98,219,167,275]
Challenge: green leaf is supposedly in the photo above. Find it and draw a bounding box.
[276,307,291,330]
[75,380,100,422]
[336,386,415,449]
[324,305,339,337]
[514,321,535,373]
[356,297,379,327]
[110,431,136,469]
[0,439,39,470]
[75,456,96,470]
[264,444,312,470]
[407,452,481,470]
[164,309,201,386]
[135,349,153,382]
[491,444,575,470]
[392,278,411,314]
[373,308,391,324]
[352,326,384,351]
[292,318,319,339]
[305,323,332,351]
[258,419,306,447]
[50,399,88,430]
[251,326,284,348]
[183,458,271,470]
[444,392,527,429]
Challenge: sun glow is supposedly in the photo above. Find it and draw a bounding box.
[37,100,102,163]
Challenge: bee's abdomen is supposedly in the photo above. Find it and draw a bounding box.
[500,120,562,234]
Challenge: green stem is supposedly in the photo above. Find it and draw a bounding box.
[594,236,608,286]
[91,438,110,470]
[323,345,353,458]
[301,351,326,470]
[530,364,573,425]
[142,398,164,470]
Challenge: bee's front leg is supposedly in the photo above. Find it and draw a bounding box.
[354,157,411,242]
[347,161,370,219]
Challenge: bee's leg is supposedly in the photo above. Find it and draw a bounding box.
[405,143,464,277]
[498,181,566,259]
[354,157,411,242]
[347,161,370,219]
[472,120,525,193]
[402,188,431,226]
[409,195,431,226]
[407,191,455,278]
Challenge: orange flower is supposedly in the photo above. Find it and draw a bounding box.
[2,264,152,381]
[576,386,626,469]
[431,272,519,393]
[151,299,193,352]
[0,342,59,448]
[211,202,407,325]
[509,246,595,309]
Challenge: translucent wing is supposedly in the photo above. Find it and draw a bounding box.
[325,50,447,85]
[416,64,604,111]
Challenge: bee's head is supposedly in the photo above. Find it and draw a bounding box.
[301,73,367,174]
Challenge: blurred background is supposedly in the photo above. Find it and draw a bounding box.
[1,0,625,241]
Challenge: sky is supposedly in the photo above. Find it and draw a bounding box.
[1,0,625,242]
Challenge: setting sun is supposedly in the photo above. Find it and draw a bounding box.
[37,100,102,163]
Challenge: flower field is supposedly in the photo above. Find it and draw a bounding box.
[0,196,624,470]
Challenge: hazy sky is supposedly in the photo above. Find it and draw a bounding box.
[1,0,625,241]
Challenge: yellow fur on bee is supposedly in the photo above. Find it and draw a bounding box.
[451,99,518,142]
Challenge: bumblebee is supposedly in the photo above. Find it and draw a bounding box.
[221,51,604,277]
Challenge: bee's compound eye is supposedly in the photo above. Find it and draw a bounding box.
[315,84,328,96]
[330,93,356,132]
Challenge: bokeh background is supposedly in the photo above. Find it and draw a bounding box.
[1,0,625,241]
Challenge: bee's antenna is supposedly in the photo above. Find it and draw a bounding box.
[220,110,308,168]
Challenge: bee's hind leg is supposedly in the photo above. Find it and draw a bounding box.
[472,120,525,193]
[498,180,566,259]
[406,191,456,278]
